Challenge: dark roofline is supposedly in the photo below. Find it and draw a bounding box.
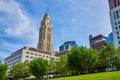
[90,34,106,40]
[5,46,52,60]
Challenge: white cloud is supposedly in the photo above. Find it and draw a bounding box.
[0,0,37,38]
[0,0,38,48]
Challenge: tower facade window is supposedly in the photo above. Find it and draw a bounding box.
[114,0,117,7]
[116,26,118,30]
[114,12,116,19]
[116,10,119,18]
[117,31,119,34]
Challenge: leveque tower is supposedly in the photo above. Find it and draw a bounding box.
[37,13,53,55]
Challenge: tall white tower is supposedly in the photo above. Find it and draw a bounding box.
[37,13,53,55]
[109,0,120,48]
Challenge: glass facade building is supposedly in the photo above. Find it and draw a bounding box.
[105,32,114,45]
[59,41,78,51]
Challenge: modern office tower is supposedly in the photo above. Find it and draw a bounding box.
[109,0,120,48]
[59,41,78,51]
[105,32,114,45]
[5,46,59,72]
[89,34,106,50]
[37,13,53,55]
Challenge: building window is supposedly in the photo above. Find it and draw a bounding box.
[118,41,120,44]
[39,54,41,56]
[118,21,120,24]
[46,56,48,58]
[119,26,120,29]
[30,57,33,59]
[114,12,116,19]
[117,31,119,34]
[116,10,119,18]
[114,0,117,7]
[118,36,120,39]
[116,27,118,30]
[26,56,29,58]
[115,22,117,25]
[35,54,37,56]
[26,52,29,54]
[31,53,33,55]
[118,0,120,5]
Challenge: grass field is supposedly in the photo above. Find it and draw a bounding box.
[50,71,120,80]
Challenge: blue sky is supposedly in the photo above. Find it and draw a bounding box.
[0,0,112,63]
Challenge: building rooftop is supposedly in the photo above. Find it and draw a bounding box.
[23,46,52,55]
[5,46,55,60]
[109,0,120,9]
[89,34,106,40]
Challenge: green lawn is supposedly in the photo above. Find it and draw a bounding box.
[50,71,120,80]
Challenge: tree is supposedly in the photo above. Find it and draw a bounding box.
[67,47,81,75]
[98,43,118,71]
[49,58,57,73]
[9,62,30,80]
[0,64,8,80]
[116,46,120,69]
[56,55,70,77]
[68,46,97,75]
[83,48,97,73]
[29,58,49,80]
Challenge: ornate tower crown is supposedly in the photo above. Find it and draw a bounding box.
[43,13,50,20]
[37,13,53,55]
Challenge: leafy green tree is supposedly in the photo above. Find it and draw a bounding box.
[116,46,120,69]
[68,46,97,75]
[49,58,57,73]
[83,48,97,73]
[68,47,81,75]
[29,58,49,80]
[0,64,8,80]
[56,55,70,77]
[98,43,118,71]
[9,62,30,80]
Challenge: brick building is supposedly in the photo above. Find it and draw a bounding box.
[89,34,106,50]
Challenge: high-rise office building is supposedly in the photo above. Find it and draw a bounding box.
[105,32,114,45]
[109,0,120,48]
[37,13,53,55]
[59,41,78,51]
[89,34,106,50]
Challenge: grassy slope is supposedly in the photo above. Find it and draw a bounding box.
[50,71,120,80]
